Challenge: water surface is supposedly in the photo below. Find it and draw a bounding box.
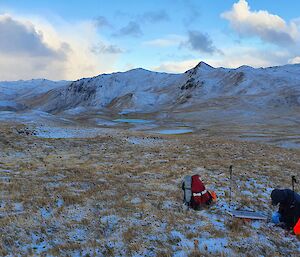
[156,129,193,135]
[113,119,153,124]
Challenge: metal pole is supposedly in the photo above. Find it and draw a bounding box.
[292,176,296,193]
[292,176,297,204]
[292,176,297,224]
[229,165,233,210]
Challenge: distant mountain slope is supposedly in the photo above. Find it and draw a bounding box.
[0,79,68,111]
[179,62,300,106]
[27,69,181,114]
[1,62,300,117]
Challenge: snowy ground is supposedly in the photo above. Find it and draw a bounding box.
[0,122,300,256]
[34,125,115,139]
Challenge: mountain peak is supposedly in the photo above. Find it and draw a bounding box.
[236,65,254,71]
[128,68,152,73]
[195,61,214,70]
[185,61,214,75]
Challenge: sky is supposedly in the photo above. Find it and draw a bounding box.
[0,0,300,81]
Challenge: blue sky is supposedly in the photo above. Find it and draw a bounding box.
[0,0,300,80]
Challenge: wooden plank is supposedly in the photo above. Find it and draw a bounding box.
[227,210,268,220]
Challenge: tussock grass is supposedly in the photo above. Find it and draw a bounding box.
[0,122,299,256]
[225,218,251,238]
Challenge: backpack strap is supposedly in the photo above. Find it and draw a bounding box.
[183,176,192,205]
[193,190,207,197]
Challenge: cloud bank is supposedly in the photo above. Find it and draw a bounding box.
[0,15,68,58]
[221,0,300,46]
[0,14,121,81]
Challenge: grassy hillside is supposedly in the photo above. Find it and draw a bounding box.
[1,122,299,256]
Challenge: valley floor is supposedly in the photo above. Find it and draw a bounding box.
[0,122,300,256]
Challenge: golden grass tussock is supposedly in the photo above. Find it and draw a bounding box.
[0,123,299,256]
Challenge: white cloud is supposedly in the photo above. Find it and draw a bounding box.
[90,42,124,54]
[288,56,300,64]
[0,13,121,81]
[207,45,292,68]
[153,59,200,73]
[143,35,184,47]
[221,0,300,46]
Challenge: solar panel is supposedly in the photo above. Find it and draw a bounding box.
[227,210,268,220]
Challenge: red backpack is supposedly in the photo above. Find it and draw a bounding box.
[191,175,212,208]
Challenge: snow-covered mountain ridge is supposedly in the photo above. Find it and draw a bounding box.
[1,62,300,115]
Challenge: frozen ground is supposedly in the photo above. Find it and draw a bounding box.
[0,122,299,256]
[2,108,299,149]
[34,125,115,139]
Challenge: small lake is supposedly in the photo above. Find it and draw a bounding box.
[113,119,153,124]
[156,128,194,135]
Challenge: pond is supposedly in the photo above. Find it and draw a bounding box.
[113,118,153,124]
[156,128,194,135]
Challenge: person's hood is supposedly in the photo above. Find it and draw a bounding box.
[271,189,287,205]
